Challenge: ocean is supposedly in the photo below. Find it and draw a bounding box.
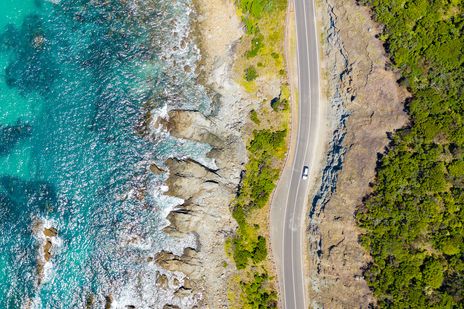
[0,0,213,307]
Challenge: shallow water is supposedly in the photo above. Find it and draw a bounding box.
[0,0,210,307]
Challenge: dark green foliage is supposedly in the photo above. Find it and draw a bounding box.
[233,236,252,269]
[241,129,287,209]
[270,96,289,112]
[230,2,289,305]
[240,273,278,308]
[230,133,284,306]
[231,233,268,269]
[251,236,268,263]
[358,0,464,307]
[245,66,258,81]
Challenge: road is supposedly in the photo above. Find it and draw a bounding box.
[270,0,321,307]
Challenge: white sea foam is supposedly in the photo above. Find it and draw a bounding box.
[5,0,212,307]
[111,264,202,309]
[32,218,63,285]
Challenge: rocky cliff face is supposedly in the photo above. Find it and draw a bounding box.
[307,0,409,307]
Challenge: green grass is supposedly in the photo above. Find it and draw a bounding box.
[247,33,264,58]
[235,0,287,86]
[357,0,464,307]
[238,0,287,19]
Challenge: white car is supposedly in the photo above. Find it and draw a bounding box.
[302,166,309,180]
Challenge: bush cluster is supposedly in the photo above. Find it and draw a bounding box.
[229,0,289,307]
[250,109,260,124]
[357,0,464,307]
[244,66,258,81]
[270,96,289,112]
[240,273,278,309]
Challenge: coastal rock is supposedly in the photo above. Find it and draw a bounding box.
[32,35,45,49]
[43,227,57,237]
[33,220,61,286]
[44,240,52,261]
[163,305,180,309]
[156,272,170,289]
[167,110,225,149]
[105,295,112,309]
[154,0,255,306]
[149,163,165,175]
[155,249,203,281]
[165,158,222,200]
[174,287,192,298]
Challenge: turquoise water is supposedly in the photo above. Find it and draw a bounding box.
[0,0,211,307]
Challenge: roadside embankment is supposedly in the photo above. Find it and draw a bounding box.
[306,0,408,307]
[223,0,294,308]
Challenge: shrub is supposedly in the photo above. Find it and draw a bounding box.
[244,66,258,81]
[246,34,264,58]
[251,236,267,263]
[270,96,289,112]
[240,273,277,308]
[250,109,260,124]
[231,129,286,269]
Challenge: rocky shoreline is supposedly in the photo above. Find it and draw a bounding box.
[152,0,259,307]
[306,0,409,307]
[30,1,257,307]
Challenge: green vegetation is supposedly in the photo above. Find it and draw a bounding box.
[250,109,260,124]
[247,33,264,58]
[271,84,290,112]
[237,129,287,209]
[236,0,287,92]
[228,129,286,307]
[270,96,289,112]
[240,272,278,308]
[244,66,258,81]
[231,129,286,269]
[356,0,464,307]
[228,0,290,307]
[238,0,287,41]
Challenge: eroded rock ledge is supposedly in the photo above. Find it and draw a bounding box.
[158,108,247,307]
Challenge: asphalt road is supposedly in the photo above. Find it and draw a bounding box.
[270,0,321,307]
